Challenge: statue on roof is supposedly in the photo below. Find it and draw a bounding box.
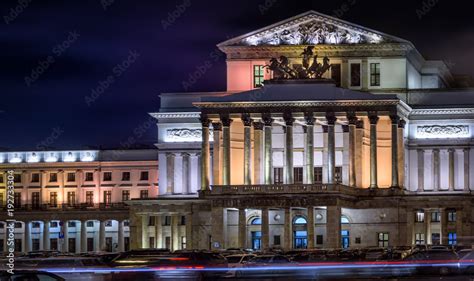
[265,46,332,80]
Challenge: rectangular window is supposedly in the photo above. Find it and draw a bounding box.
[448,232,457,245]
[431,211,441,222]
[122,172,130,181]
[350,63,361,87]
[67,173,75,182]
[335,167,342,183]
[31,173,40,183]
[14,174,22,183]
[370,63,381,86]
[314,167,323,184]
[140,190,148,199]
[49,173,57,182]
[86,191,94,206]
[415,233,425,245]
[253,65,264,88]
[31,192,40,208]
[316,235,323,245]
[87,238,94,252]
[163,216,171,226]
[415,211,425,223]
[68,221,76,228]
[448,210,456,222]
[105,220,112,227]
[181,236,187,249]
[122,190,130,201]
[103,172,112,181]
[49,192,57,207]
[273,235,281,246]
[140,171,149,181]
[0,174,3,183]
[180,216,186,226]
[294,167,304,184]
[32,239,40,251]
[14,193,21,207]
[86,221,94,227]
[32,222,40,228]
[67,192,76,206]
[273,168,283,184]
[50,221,58,228]
[378,232,389,248]
[103,191,111,205]
[149,237,155,248]
[85,172,94,181]
[331,64,341,87]
[148,216,155,226]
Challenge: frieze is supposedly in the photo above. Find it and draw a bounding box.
[166,128,214,142]
[416,125,470,139]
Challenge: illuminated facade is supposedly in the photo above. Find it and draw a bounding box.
[127,11,474,252]
[0,149,158,253]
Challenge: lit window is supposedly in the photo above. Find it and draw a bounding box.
[294,217,307,225]
[370,63,381,86]
[140,190,148,199]
[49,173,57,182]
[105,220,112,227]
[378,232,389,247]
[335,167,342,183]
[448,233,457,245]
[251,218,262,225]
[341,216,350,224]
[314,167,323,183]
[253,65,264,88]
[273,168,283,184]
[86,221,94,227]
[415,233,425,245]
[163,216,171,226]
[448,210,457,222]
[294,167,303,184]
[415,211,425,223]
[431,212,441,222]
[67,173,75,182]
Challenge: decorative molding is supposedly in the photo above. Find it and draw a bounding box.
[411,108,474,116]
[194,100,399,109]
[150,112,200,119]
[165,128,214,143]
[416,125,470,139]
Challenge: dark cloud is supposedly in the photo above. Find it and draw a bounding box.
[0,0,472,149]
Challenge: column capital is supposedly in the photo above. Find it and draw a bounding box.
[262,113,273,126]
[464,148,471,153]
[304,111,315,125]
[398,119,406,129]
[212,122,222,131]
[199,114,211,127]
[448,148,456,153]
[342,125,349,133]
[220,114,233,127]
[433,148,440,153]
[166,152,175,158]
[241,113,253,127]
[253,121,264,130]
[181,152,191,157]
[368,112,379,124]
[356,120,364,129]
[326,112,337,125]
[390,114,400,124]
[283,112,295,126]
[322,125,328,133]
[347,111,358,125]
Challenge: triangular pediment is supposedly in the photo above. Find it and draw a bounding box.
[218,10,410,47]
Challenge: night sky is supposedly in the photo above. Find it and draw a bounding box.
[1,0,473,150]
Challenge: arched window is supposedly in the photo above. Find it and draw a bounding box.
[341,215,350,224]
[250,217,262,225]
[293,216,307,225]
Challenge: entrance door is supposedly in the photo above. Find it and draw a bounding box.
[105,237,113,252]
[124,237,130,251]
[341,230,350,249]
[68,238,76,253]
[294,231,308,249]
[87,238,94,252]
[251,231,261,250]
[50,238,58,251]
[432,233,441,245]
[165,236,171,249]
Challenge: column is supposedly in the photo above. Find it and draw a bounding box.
[284,208,292,251]
[185,213,193,249]
[261,208,269,251]
[166,153,175,194]
[141,215,149,249]
[263,114,273,184]
[390,114,400,188]
[253,122,264,184]
[118,220,124,252]
[361,59,369,91]
[424,209,431,245]
[355,121,364,187]
[347,112,357,187]
[448,149,455,191]
[342,125,350,185]
[242,114,252,185]
[456,209,463,243]
[200,115,211,190]
[221,114,232,185]
[417,149,425,192]
[307,207,315,249]
[326,112,337,184]
[398,120,406,189]
[211,207,225,250]
[43,220,50,250]
[441,209,448,245]
[341,59,349,88]
[81,220,87,252]
[171,215,179,250]
[406,209,414,245]
[368,112,379,189]
[24,221,31,253]
[61,221,68,252]
[238,208,246,249]
[304,112,315,184]
[99,220,106,251]
[155,216,163,248]
[212,123,222,186]
[326,205,341,248]
[129,212,141,250]
[322,126,329,184]
[464,148,470,191]
[433,149,440,192]
[284,112,294,184]
[181,153,190,194]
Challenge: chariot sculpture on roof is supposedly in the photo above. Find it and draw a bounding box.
[265,46,332,80]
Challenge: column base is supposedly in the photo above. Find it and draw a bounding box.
[369,185,378,189]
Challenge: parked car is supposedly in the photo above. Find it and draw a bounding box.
[458,249,474,274]
[362,248,386,261]
[403,249,459,275]
[239,255,296,278]
[0,270,65,281]
[226,254,256,277]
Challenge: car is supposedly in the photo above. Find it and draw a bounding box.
[362,248,386,261]
[403,249,459,275]
[0,270,65,281]
[238,255,297,278]
[225,254,256,277]
[458,249,474,273]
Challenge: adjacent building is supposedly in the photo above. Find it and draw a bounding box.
[0,149,158,253]
[128,11,474,252]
